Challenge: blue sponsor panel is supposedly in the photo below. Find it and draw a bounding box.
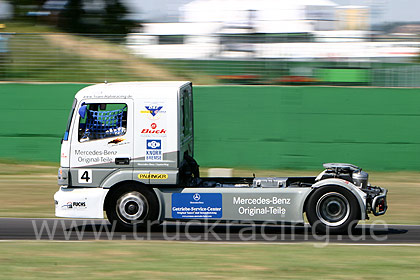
[172,193,223,219]
[146,139,162,161]
[146,139,161,149]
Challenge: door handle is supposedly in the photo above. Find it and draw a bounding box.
[115,158,130,165]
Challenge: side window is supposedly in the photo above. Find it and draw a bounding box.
[181,90,192,137]
[181,95,185,136]
[78,103,127,142]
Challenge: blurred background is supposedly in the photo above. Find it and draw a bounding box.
[1,0,420,85]
[1,0,420,171]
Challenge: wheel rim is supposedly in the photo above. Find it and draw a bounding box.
[116,191,149,224]
[315,192,350,227]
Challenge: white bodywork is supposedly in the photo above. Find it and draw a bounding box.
[55,187,109,219]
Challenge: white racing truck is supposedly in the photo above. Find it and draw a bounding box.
[55,81,388,233]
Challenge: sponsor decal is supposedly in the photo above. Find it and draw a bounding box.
[74,150,118,164]
[147,139,161,149]
[137,174,168,180]
[172,193,223,219]
[83,94,133,99]
[136,162,170,167]
[108,138,125,145]
[72,202,86,207]
[141,104,166,120]
[62,201,73,209]
[233,197,291,205]
[61,201,87,209]
[146,139,162,161]
[232,196,290,216]
[141,123,166,135]
[145,105,163,116]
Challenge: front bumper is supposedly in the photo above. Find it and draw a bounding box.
[371,187,388,216]
[54,187,109,219]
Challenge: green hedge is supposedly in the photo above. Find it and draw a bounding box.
[1,83,420,170]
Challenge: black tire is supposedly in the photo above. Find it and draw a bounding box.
[106,183,160,231]
[306,186,359,234]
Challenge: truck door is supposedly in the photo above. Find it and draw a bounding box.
[132,95,175,185]
[69,99,133,187]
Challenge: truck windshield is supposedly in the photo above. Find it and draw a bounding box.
[63,98,77,141]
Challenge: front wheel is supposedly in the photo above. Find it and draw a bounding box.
[306,186,359,234]
[106,184,159,231]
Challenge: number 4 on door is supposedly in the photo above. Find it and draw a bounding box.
[78,169,92,184]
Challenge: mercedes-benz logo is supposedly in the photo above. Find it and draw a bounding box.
[193,193,200,201]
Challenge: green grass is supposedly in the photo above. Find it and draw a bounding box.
[0,163,419,224]
[0,242,419,279]
[1,22,182,83]
[3,33,143,82]
[2,21,58,33]
[0,163,58,217]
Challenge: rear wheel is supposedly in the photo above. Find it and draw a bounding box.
[306,186,359,234]
[106,183,159,231]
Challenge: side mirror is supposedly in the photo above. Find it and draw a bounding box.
[79,105,87,119]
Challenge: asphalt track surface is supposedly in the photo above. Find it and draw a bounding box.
[0,218,419,243]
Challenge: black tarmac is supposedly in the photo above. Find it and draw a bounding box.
[0,218,419,243]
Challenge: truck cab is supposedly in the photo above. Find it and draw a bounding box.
[58,81,193,189]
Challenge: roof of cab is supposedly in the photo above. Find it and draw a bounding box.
[75,81,191,100]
